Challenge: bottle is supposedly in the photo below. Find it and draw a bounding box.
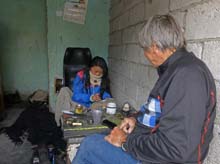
[48,145,54,162]
[75,104,83,114]
[32,149,40,164]
[52,154,55,164]
[38,145,51,164]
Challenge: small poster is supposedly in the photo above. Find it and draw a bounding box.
[63,0,88,24]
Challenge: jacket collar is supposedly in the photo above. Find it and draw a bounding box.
[157,48,187,76]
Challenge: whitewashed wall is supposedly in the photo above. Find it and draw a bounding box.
[109,0,220,163]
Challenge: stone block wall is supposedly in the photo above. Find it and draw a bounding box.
[109,0,220,163]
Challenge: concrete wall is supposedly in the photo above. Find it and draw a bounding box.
[47,0,110,109]
[109,0,220,163]
[0,0,48,96]
[0,0,109,106]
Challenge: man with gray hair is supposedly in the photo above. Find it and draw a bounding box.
[72,15,216,164]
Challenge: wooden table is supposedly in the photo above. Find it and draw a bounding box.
[61,111,123,141]
[61,111,123,163]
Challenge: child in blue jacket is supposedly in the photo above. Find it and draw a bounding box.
[72,56,112,108]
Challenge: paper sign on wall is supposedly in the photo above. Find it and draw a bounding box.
[63,0,88,24]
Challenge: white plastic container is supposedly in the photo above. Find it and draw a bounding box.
[106,102,117,114]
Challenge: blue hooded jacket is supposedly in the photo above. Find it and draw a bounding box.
[72,70,111,107]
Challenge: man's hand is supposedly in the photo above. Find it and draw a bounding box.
[119,117,136,134]
[105,127,127,147]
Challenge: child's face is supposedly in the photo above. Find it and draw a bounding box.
[90,66,103,77]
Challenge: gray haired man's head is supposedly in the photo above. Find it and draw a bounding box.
[139,15,185,51]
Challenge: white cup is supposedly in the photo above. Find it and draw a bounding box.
[106,102,117,114]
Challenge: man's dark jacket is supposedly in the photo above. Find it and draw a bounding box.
[124,48,216,164]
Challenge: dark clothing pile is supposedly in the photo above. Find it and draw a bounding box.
[1,103,66,151]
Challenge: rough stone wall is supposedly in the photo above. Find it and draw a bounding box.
[109,0,220,163]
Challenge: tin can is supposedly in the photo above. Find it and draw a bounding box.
[75,104,83,114]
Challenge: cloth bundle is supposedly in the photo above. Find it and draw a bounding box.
[1,103,66,151]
